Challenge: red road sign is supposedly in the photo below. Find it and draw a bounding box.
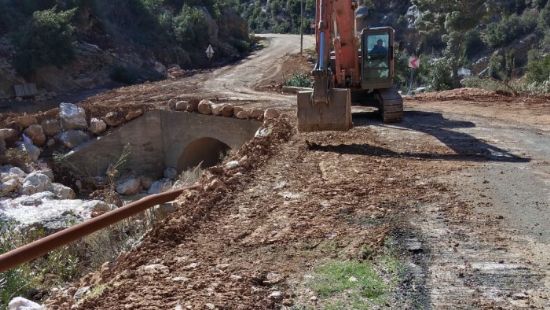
[409,56,420,69]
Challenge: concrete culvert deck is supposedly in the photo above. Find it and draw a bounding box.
[64,110,262,179]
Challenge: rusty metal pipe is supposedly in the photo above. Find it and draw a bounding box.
[0,186,197,273]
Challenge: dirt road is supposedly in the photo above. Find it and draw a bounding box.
[398,97,550,308]
[43,36,549,308]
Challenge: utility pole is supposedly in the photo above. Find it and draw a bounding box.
[300,0,304,55]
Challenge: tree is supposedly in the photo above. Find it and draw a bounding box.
[526,52,550,83]
[14,7,76,76]
[173,5,209,47]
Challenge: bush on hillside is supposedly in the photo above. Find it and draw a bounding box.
[489,51,516,82]
[526,52,550,83]
[484,13,537,48]
[427,58,455,91]
[463,30,485,60]
[14,7,76,76]
[539,2,550,31]
[173,5,210,47]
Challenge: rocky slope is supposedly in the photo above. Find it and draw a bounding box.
[0,1,251,104]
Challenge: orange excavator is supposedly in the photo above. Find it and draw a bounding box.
[297,0,403,132]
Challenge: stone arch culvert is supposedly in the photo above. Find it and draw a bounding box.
[64,110,262,180]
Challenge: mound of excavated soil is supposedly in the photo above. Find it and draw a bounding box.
[44,113,462,309]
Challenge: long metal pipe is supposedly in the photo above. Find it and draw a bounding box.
[0,186,198,273]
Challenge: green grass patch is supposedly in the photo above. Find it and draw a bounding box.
[299,243,405,310]
[311,260,386,300]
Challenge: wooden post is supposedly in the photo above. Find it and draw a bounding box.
[300,0,304,55]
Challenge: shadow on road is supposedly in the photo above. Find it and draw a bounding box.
[310,111,530,163]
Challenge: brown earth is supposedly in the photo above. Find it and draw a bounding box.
[4,35,549,309]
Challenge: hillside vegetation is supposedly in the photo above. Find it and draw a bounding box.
[237,0,550,93]
[1,0,549,97]
[0,0,250,95]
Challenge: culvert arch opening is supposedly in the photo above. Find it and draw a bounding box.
[177,137,231,172]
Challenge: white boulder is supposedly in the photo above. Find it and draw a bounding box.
[1,178,20,195]
[0,195,115,232]
[8,297,43,310]
[18,136,41,162]
[175,101,188,111]
[116,177,142,196]
[59,103,88,130]
[225,161,239,170]
[51,183,76,199]
[21,172,52,195]
[148,179,173,195]
[1,166,26,182]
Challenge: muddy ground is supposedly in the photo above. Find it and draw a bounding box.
[5,35,549,308]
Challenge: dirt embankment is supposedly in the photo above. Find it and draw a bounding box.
[45,110,467,309]
[408,88,550,131]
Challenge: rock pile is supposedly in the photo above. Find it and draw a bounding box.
[167,98,284,123]
[114,167,180,197]
[1,164,115,233]
[0,103,151,167]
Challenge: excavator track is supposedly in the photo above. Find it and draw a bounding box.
[376,87,403,123]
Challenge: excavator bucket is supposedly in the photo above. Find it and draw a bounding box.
[297,88,353,132]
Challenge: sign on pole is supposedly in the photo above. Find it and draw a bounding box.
[408,56,419,95]
[408,56,420,69]
[206,44,215,60]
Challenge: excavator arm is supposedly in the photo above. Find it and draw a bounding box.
[298,0,358,132]
[315,0,360,87]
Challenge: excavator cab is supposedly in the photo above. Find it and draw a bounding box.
[361,27,395,90]
[361,27,403,123]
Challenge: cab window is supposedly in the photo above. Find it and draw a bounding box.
[364,34,390,80]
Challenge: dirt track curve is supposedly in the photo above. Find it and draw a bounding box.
[43,35,549,309]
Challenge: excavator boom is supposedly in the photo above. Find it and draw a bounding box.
[297,0,358,132]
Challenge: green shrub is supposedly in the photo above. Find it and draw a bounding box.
[14,7,76,76]
[284,73,312,87]
[539,2,550,29]
[484,13,537,48]
[463,30,485,60]
[173,5,209,47]
[0,223,39,308]
[489,51,515,82]
[427,58,455,91]
[526,52,550,83]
